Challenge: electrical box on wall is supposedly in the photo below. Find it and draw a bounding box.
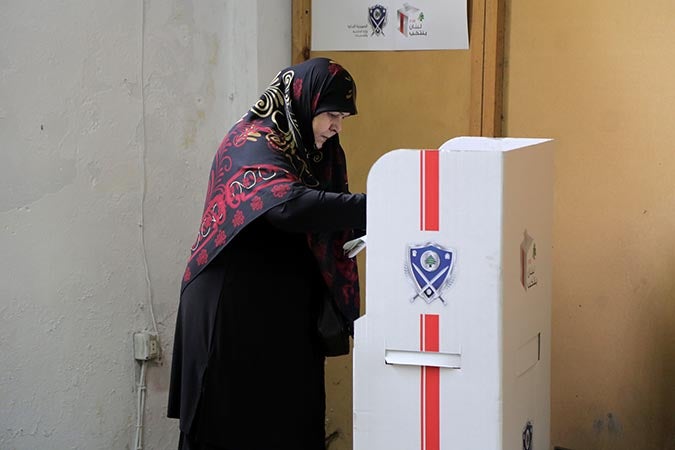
[133,332,159,361]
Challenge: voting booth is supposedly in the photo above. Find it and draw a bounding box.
[353,137,554,450]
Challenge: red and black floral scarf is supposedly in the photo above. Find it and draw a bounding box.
[182,58,361,324]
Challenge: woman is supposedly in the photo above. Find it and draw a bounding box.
[168,58,365,450]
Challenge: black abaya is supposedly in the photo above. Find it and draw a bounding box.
[168,190,365,450]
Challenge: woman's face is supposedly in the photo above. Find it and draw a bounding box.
[312,111,351,149]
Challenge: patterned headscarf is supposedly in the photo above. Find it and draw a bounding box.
[182,57,361,324]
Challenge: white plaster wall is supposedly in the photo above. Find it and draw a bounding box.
[0,1,290,448]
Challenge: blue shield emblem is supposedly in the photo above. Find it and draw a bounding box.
[406,243,455,304]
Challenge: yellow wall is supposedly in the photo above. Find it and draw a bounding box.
[505,1,675,449]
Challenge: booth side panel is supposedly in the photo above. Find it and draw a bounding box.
[501,142,554,450]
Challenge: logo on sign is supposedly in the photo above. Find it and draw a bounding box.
[405,243,455,304]
[368,4,388,36]
[397,3,427,37]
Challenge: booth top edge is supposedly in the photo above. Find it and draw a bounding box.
[438,136,553,153]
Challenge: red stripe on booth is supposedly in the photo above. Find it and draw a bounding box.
[420,150,440,231]
[421,314,440,450]
[419,150,441,450]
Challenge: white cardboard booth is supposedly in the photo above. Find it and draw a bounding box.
[353,137,554,450]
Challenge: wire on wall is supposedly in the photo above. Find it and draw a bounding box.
[134,361,148,450]
[138,0,159,339]
[135,1,158,449]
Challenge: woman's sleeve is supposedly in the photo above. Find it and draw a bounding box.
[264,187,366,233]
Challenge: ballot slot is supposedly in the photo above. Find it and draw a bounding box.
[384,349,461,369]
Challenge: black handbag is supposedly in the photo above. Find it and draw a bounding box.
[317,293,350,357]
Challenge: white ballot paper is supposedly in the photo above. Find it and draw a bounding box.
[343,235,367,258]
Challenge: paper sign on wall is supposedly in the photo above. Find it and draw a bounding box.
[311,1,469,51]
